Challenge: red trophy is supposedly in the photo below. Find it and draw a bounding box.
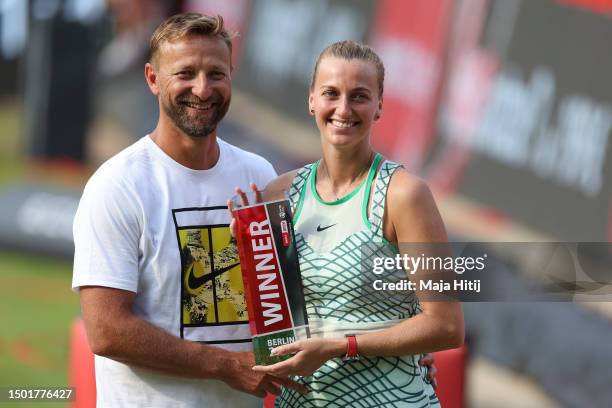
[232,192,310,365]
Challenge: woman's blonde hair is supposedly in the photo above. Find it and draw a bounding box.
[310,40,385,97]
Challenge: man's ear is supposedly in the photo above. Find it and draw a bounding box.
[144,63,160,96]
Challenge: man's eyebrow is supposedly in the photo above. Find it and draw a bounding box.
[170,64,194,73]
[209,64,229,72]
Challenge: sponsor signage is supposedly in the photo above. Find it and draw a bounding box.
[430,0,612,240]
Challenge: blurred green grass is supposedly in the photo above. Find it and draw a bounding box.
[0,100,79,407]
[0,99,23,187]
[0,253,78,381]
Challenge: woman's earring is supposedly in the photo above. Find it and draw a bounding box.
[310,109,315,115]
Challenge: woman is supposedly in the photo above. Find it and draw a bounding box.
[233,40,463,407]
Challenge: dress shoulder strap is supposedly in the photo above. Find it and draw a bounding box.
[369,160,402,237]
[288,163,315,222]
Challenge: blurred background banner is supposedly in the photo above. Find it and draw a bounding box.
[428,0,612,242]
[184,0,255,67]
[369,0,453,171]
[0,184,78,258]
[233,0,376,121]
[1,0,611,407]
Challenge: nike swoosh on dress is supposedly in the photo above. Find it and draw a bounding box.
[316,223,337,232]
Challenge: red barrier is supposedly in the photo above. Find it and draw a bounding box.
[69,318,466,407]
[264,393,275,408]
[434,346,468,408]
[68,319,96,408]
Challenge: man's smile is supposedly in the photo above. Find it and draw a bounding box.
[181,101,215,111]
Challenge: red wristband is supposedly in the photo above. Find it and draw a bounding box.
[344,335,359,361]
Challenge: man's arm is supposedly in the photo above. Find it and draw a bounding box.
[80,286,306,397]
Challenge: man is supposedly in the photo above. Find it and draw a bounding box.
[72,13,305,407]
[72,12,436,408]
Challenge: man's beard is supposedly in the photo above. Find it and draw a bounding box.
[162,93,230,138]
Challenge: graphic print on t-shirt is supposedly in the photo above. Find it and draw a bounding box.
[172,207,251,345]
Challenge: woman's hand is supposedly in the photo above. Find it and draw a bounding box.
[252,338,345,377]
[252,340,439,387]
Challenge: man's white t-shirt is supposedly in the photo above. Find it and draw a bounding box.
[72,135,277,408]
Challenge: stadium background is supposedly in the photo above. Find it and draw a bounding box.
[0,0,610,407]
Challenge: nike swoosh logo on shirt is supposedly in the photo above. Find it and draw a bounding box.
[187,262,240,291]
[316,223,337,232]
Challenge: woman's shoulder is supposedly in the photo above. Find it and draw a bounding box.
[385,167,439,218]
[387,168,431,200]
[264,161,317,193]
[265,169,299,193]
[385,167,447,241]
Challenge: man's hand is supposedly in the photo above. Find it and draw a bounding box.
[79,286,306,396]
[227,183,262,237]
[223,351,307,397]
[419,353,438,390]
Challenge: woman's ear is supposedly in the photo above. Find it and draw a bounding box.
[374,99,383,120]
[308,93,315,115]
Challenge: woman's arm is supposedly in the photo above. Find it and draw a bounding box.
[356,170,464,356]
[253,169,462,377]
[263,170,298,197]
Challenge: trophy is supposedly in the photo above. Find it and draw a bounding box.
[231,191,310,365]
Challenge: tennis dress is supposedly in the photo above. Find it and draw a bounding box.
[275,153,440,408]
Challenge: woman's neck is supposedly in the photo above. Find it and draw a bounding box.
[318,145,375,200]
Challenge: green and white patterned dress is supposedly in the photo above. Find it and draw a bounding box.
[275,153,440,408]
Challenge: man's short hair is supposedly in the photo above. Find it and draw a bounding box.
[149,13,234,64]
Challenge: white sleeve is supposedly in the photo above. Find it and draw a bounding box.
[72,173,142,293]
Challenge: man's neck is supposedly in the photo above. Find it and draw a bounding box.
[150,123,220,171]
